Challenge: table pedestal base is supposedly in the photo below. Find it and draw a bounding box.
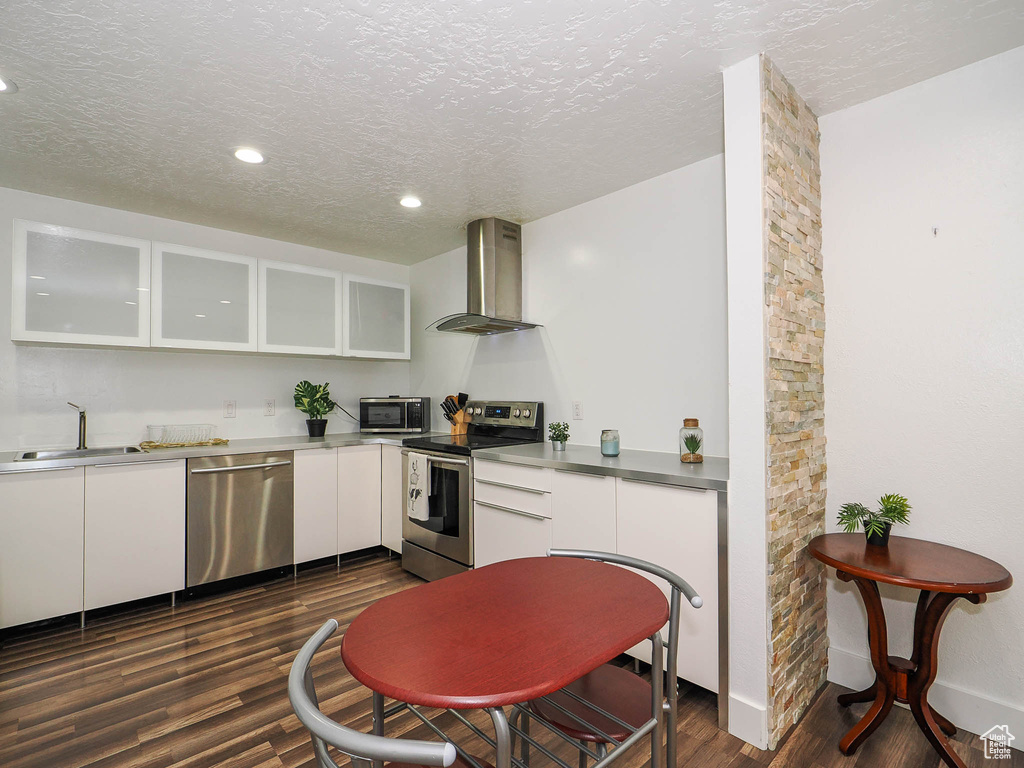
[836,571,983,768]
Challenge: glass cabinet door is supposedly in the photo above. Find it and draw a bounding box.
[11,220,151,346]
[258,261,342,355]
[151,243,257,351]
[342,275,410,359]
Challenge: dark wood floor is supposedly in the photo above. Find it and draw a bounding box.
[0,552,1018,768]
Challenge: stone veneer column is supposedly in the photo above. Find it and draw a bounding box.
[760,56,828,745]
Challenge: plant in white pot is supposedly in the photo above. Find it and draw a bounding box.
[294,380,336,437]
[548,421,570,451]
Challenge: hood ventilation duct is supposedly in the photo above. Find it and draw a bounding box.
[429,217,540,335]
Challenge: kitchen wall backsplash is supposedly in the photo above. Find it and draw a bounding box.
[410,154,729,456]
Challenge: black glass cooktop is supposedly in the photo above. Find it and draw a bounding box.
[402,434,539,456]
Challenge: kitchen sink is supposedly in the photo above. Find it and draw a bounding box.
[15,446,145,461]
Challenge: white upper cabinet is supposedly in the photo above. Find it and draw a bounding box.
[259,261,342,355]
[11,220,151,346]
[342,275,410,359]
[151,243,258,351]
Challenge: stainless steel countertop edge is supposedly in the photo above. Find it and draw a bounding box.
[472,444,729,492]
[0,432,449,473]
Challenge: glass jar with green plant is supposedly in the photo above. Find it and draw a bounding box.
[679,418,703,463]
[837,493,912,547]
[548,421,570,451]
[294,380,337,437]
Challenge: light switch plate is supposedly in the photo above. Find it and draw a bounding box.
[224,400,236,418]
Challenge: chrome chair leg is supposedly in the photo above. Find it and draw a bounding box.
[509,707,521,755]
[522,710,531,767]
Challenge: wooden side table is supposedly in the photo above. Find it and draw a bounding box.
[809,533,1012,768]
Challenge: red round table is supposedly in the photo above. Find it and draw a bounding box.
[341,557,670,768]
[809,534,1012,768]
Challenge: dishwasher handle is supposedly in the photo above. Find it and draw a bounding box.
[189,460,292,475]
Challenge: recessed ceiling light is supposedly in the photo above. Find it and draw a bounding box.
[125,300,138,306]
[35,292,50,296]
[195,314,206,318]
[400,196,422,208]
[0,76,18,94]
[220,299,231,304]
[234,147,265,164]
[29,275,45,280]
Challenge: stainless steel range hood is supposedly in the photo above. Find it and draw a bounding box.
[429,217,540,335]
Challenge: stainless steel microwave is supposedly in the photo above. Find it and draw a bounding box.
[359,397,431,433]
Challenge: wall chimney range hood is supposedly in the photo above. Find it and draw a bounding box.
[429,217,540,335]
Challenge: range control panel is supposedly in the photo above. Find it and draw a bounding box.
[464,400,542,428]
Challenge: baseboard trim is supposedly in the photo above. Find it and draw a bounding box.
[828,646,1024,753]
[728,693,768,749]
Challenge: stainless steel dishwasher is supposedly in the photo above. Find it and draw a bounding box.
[186,451,294,587]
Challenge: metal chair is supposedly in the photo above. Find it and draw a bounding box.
[289,619,462,768]
[516,550,702,768]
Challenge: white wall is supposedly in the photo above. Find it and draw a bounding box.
[721,54,770,749]
[821,45,1024,740]
[0,187,410,450]
[410,154,729,456]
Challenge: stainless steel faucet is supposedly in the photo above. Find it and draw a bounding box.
[67,402,87,450]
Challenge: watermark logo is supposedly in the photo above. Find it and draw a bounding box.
[980,725,1014,760]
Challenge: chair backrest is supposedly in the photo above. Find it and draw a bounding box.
[546,548,702,680]
[288,619,458,768]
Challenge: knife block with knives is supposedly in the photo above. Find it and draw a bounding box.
[442,393,469,437]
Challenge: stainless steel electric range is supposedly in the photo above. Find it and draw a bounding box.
[400,400,544,581]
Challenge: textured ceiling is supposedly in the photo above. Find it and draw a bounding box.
[1,1,1022,264]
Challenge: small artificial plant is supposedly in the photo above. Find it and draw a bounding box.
[548,421,570,443]
[293,381,337,420]
[683,432,703,455]
[837,493,912,538]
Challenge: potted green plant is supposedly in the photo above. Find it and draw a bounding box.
[837,493,912,547]
[294,380,337,437]
[548,421,570,451]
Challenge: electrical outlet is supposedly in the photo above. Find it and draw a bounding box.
[263,399,276,416]
[572,400,584,420]
[224,400,236,418]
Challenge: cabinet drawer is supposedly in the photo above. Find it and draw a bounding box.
[474,478,551,519]
[474,501,552,568]
[473,459,551,492]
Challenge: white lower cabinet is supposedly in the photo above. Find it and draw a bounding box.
[550,470,616,551]
[0,466,85,629]
[294,449,340,563]
[84,460,185,610]
[380,445,404,553]
[338,445,382,553]
[615,478,719,693]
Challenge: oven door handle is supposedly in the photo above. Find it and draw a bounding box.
[426,456,469,468]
